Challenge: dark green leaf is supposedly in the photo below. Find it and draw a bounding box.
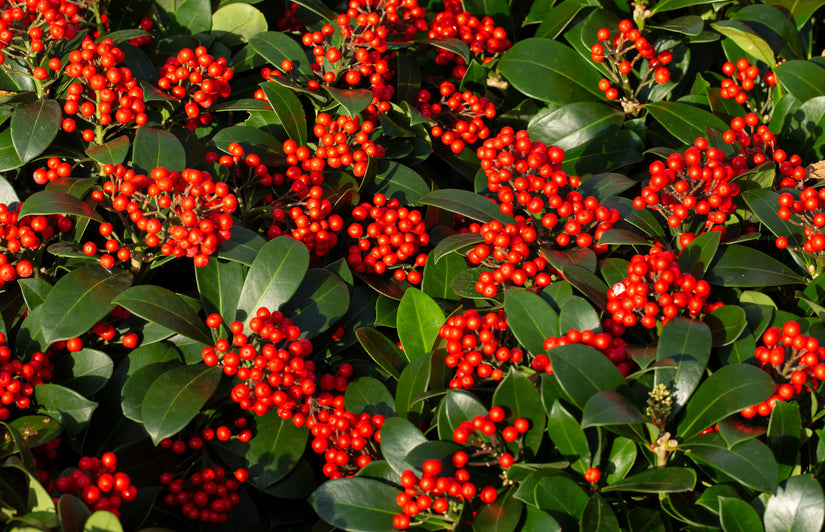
[676,364,775,440]
[290,0,336,21]
[40,266,132,344]
[719,497,764,532]
[651,0,722,14]
[534,476,587,529]
[533,0,591,40]
[11,99,60,163]
[493,369,545,454]
[419,38,469,63]
[356,327,405,380]
[645,101,729,146]
[395,52,420,104]
[18,190,102,222]
[763,475,825,532]
[422,251,465,301]
[418,189,514,224]
[396,288,445,361]
[581,391,646,428]
[558,296,601,334]
[245,411,308,489]
[18,278,51,310]
[430,233,483,265]
[308,477,399,532]
[528,102,624,151]
[113,285,212,346]
[195,258,245,327]
[324,86,373,117]
[705,305,748,347]
[212,125,285,167]
[280,269,350,338]
[577,173,636,201]
[260,82,307,145]
[604,196,667,241]
[711,21,776,68]
[580,493,620,532]
[85,135,130,166]
[0,129,22,171]
[706,245,803,287]
[395,350,431,419]
[548,344,627,410]
[121,362,178,422]
[560,130,644,175]
[683,433,778,492]
[235,236,309,323]
[35,384,97,436]
[742,189,806,244]
[546,401,590,473]
[344,377,396,419]
[473,485,523,532]
[374,161,429,204]
[767,401,801,481]
[504,289,559,356]
[676,231,720,279]
[606,437,637,483]
[499,38,602,105]
[597,228,653,246]
[650,15,704,35]
[8,415,61,450]
[557,264,609,310]
[156,0,211,33]
[655,316,712,416]
[379,417,426,476]
[542,247,598,273]
[602,467,696,493]
[132,126,185,173]
[437,390,488,441]
[140,364,222,444]
[52,348,113,396]
[217,226,265,266]
[211,4,267,46]
[775,60,825,103]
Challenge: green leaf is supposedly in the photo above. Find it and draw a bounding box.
[379,417,427,476]
[775,61,825,103]
[40,266,132,344]
[712,21,776,68]
[731,5,803,60]
[581,391,646,428]
[430,233,484,265]
[558,296,601,335]
[249,32,310,77]
[437,390,488,441]
[422,251,465,301]
[548,344,627,410]
[677,231,721,279]
[651,0,723,14]
[606,437,637,483]
[419,38,470,64]
[195,258,244,327]
[560,129,644,176]
[655,316,712,417]
[140,364,222,444]
[645,101,729,146]
[11,99,60,163]
[534,476,588,530]
[504,289,559,356]
[742,189,807,251]
[683,433,778,492]
[580,493,620,532]
[0,128,22,171]
[113,285,212,346]
[767,401,802,481]
[528,102,624,151]
[156,0,211,34]
[764,0,825,28]
[720,497,764,532]
[259,82,307,145]
[132,126,185,173]
[676,364,775,440]
[396,288,445,361]
[7,415,60,451]
[83,510,123,532]
[602,467,696,493]
[706,245,803,287]
[235,236,309,324]
[499,38,602,105]
[245,411,308,489]
[473,485,524,532]
[556,264,609,310]
[280,269,350,338]
[344,377,396,419]
[546,401,590,473]
[324,86,373,117]
[52,348,113,396]
[373,161,429,206]
[308,477,399,532]
[650,15,705,36]
[395,350,431,419]
[121,362,178,422]
[705,305,748,347]
[18,278,51,310]
[763,475,825,532]
[577,173,636,202]
[418,189,514,224]
[84,135,130,167]
[35,384,97,436]
[542,247,597,274]
[356,327,405,380]
[533,0,591,40]
[217,225,265,266]
[18,190,102,222]
[494,369,546,454]
[211,3,267,46]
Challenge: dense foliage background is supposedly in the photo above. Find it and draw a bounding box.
[3,0,825,530]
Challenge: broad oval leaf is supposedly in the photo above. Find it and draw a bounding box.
[704,305,748,347]
[141,364,222,444]
[545,401,589,474]
[763,475,825,532]
[534,476,588,530]
[396,288,444,361]
[260,82,307,145]
[775,60,825,103]
[211,3,267,46]
[493,369,546,454]
[35,384,98,436]
[18,190,102,222]
[676,230,720,279]
[548,344,627,410]
[683,433,778,493]
[418,189,514,224]
[527,102,624,151]
[504,288,559,356]
[308,477,399,532]
[654,316,712,417]
[472,485,524,532]
[52,348,113,396]
[437,390,487,441]
[113,285,211,346]
[395,350,431,419]
[581,391,646,428]
[85,135,130,166]
[380,417,427,476]
[280,269,350,339]
[132,126,185,173]
[244,411,308,489]
[356,327,406,380]
[645,101,729,146]
[324,86,373,117]
[706,245,803,287]
[344,377,396,419]
[11,99,60,163]
[121,362,178,423]
[601,467,696,493]
[712,20,776,68]
[249,32,310,77]
[580,493,620,532]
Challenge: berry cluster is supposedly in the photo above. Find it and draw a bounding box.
[127,16,154,47]
[720,58,776,108]
[417,82,495,153]
[1,202,72,286]
[160,466,248,524]
[157,46,233,130]
[302,112,385,177]
[742,321,825,418]
[160,417,254,454]
[777,187,825,253]
[428,4,511,78]
[86,164,236,268]
[535,320,632,376]
[606,247,721,328]
[591,19,673,104]
[53,452,137,519]
[307,390,384,479]
[0,333,53,420]
[439,309,523,388]
[721,114,806,189]
[345,193,429,284]
[61,37,146,142]
[202,308,318,419]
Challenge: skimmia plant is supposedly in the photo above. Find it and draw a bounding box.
[3,0,825,531]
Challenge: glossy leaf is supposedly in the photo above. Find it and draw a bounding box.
[40,266,132,344]
[763,475,825,532]
[85,135,130,166]
[677,230,721,279]
[602,467,696,493]
[308,477,399,532]
[742,189,806,243]
[11,99,60,163]
[18,278,51,309]
[768,401,802,481]
[422,251,465,301]
[545,401,589,473]
[473,486,523,532]
[379,417,427,476]
[194,258,245,327]
[356,327,405,380]
[113,285,212,346]
[581,391,646,428]
[493,369,546,454]
[245,411,308,489]
[260,82,307,145]
[396,288,444,361]
[556,264,609,310]
[548,344,627,410]
[558,296,601,334]
[580,493,620,532]
[35,384,97,436]
[527,102,624,150]
[437,390,488,441]
[683,433,778,492]
[706,245,803,287]
[249,32,310,77]
[325,86,373,117]
[430,233,484,265]
[775,60,825,103]
[141,364,222,444]
[560,129,644,176]
[83,511,123,532]
[534,476,587,529]
[121,362,178,422]
[645,101,729,146]
[504,288,559,356]
[705,305,748,347]
[52,348,113,396]
[156,0,211,33]
[676,363,775,440]
[419,38,470,63]
[712,20,776,67]
[418,189,514,224]
[132,126,185,173]
[606,437,637,484]
[235,236,309,323]
[18,190,102,222]
[0,129,22,171]
[217,225,266,266]
[720,497,764,532]
[374,161,429,204]
[655,316,712,416]
[499,38,602,105]
[395,350,431,419]
[280,269,350,338]
[344,377,396,418]
[211,3,267,46]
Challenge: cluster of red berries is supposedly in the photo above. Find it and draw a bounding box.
[157,46,233,130]
[86,163,236,268]
[61,37,147,141]
[31,156,73,184]
[84,306,139,349]
[721,114,806,189]
[266,183,343,256]
[128,16,154,47]
[307,390,385,479]
[776,187,825,253]
[606,247,721,329]
[0,0,85,67]
[742,321,825,418]
[304,112,384,177]
[202,308,319,419]
[592,19,673,101]
[720,58,776,105]
[633,138,741,235]
[466,219,553,297]
[346,193,429,283]
[160,418,254,453]
[0,333,53,420]
[0,202,72,286]
[535,321,632,377]
[53,452,137,519]
[159,466,248,524]
[273,2,302,32]
[417,82,495,153]
[33,437,61,485]
[427,5,511,78]
[439,309,523,388]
